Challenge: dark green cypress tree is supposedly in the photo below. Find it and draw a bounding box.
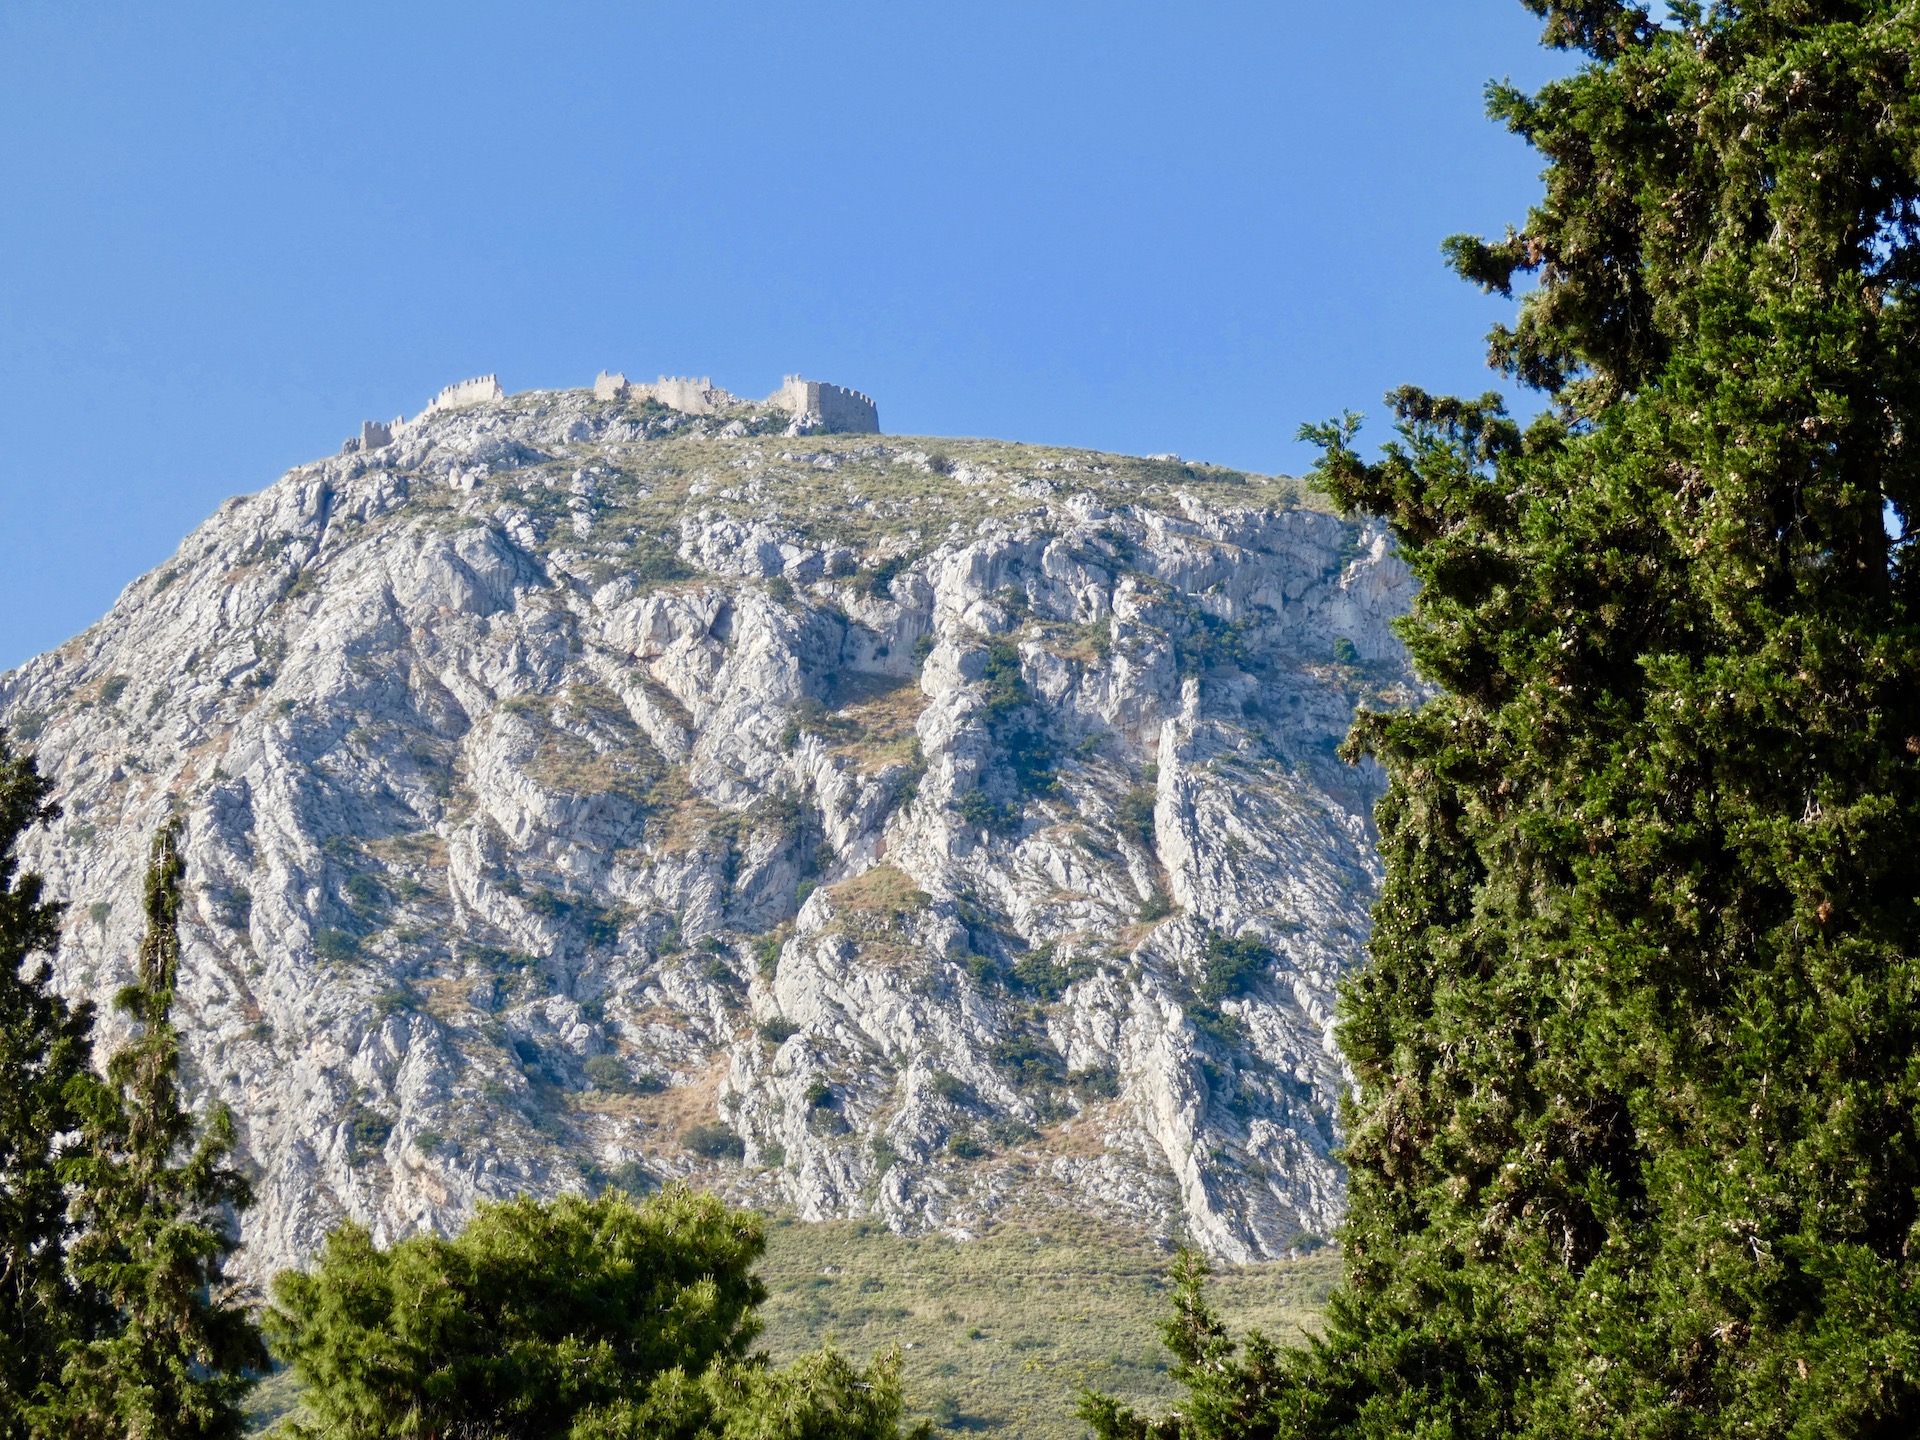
[1087,2,1920,1435]
[47,823,265,1440]
[0,735,91,1440]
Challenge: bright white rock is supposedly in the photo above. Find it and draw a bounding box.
[0,387,1416,1279]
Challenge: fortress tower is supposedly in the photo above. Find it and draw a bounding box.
[770,375,879,434]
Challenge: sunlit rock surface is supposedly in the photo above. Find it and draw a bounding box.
[0,387,1416,1278]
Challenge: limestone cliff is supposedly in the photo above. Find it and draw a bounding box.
[0,386,1416,1279]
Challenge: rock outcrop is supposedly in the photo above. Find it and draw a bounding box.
[0,385,1416,1279]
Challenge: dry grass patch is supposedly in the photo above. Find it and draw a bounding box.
[828,679,927,773]
[754,1215,1337,1440]
[570,1088,659,1121]
[1038,620,1113,664]
[624,1055,731,1138]
[520,718,655,803]
[365,830,449,869]
[829,864,930,918]
[415,975,482,1023]
[1033,1113,1116,1162]
[820,865,930,969]
[652,785,736,855]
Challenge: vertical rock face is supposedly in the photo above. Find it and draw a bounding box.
[0,388,1416,1279]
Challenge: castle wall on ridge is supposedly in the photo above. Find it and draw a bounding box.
[769,375,879,433]
[647,376,724,414]
[421,374,504,417]
[583,368,880,434]
[340,366,884,448]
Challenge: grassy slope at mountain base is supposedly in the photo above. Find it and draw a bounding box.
[246,1212,1337,1439]
[757,1216,1337,1438]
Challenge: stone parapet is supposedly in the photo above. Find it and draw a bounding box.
[421,374,504,418]
[769,375,880,434]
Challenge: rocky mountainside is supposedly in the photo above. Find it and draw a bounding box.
[0,383,1415,1281]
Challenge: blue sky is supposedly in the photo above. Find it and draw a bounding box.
[0,2,1572,672]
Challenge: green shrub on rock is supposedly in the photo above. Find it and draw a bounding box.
[683,1124,746,1161]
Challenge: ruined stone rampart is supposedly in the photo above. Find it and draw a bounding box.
[421,374,504,417]
[770,375,880,434]
[644,375,730,414]
[583,367,880,434]
[342,417,403,455]
[337,362,887,453]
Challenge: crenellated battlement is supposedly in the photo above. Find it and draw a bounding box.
[768,375,879,432]
[586,367,879,433]
[346,366,883,445]
[644,375,734,415]
[422,374,504,416]
[344,373,505,452]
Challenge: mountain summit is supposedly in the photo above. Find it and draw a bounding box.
[0,379,1412,1278]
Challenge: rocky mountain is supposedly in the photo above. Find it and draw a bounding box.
[0,382,1415,1282]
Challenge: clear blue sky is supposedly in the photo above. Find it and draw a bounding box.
[0,2,1571,672]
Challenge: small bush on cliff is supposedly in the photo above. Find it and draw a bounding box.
[1116,786,1156,848]
[682,1123,746,1161]
[952,788,1016,833]
[1169,609,1248,678]
[951,641,1056,835]
[979,640,1055,795]
[1197,932,1273,1004]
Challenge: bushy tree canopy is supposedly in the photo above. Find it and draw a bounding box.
[572,1345,923,1440]
[1090,1,1920,1435]
[268,1188,925,1440]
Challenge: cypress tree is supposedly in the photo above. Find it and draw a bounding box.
[1088,2,1920,1435]
[0,735,91,1440]
[48,823,265,1440]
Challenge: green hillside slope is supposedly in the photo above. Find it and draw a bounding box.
[757,1216,1337,1437]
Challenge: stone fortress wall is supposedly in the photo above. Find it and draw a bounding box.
[767,374,880,434]
[655,375,727,414]
[423,374,505,416]
[592,373,737,415]
[343,374,499,454]
[347,369,878,454]
[592,370,879,433]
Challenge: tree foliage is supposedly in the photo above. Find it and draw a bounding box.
[1090,1,1920,1435]
[0,735,90,1440]
[572,1344,923,1440]
[267,1188,925,1440]
[47,823,266,1440]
